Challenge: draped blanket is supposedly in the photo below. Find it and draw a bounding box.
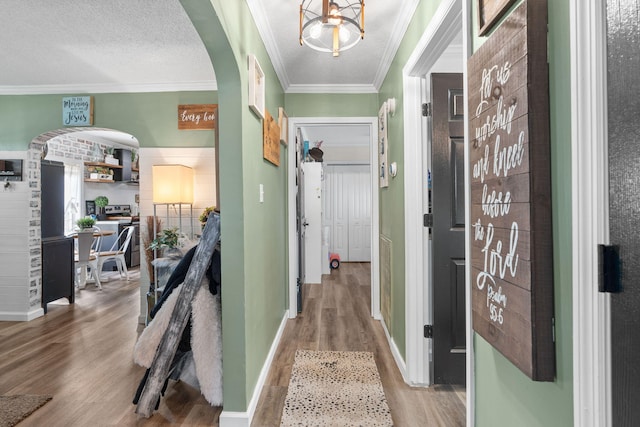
[133,277,223,406]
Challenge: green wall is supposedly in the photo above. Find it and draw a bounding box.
[376,0,573,425]
[376,0,444,361]
[285,93,378,117]
[473,0,574,425]
[182,0,287,412]
[0,92,217,149]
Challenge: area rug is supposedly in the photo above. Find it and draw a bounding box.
[280,350,393,426]
[0,395,52,427]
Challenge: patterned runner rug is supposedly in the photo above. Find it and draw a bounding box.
[280,350,393,426]
[0,394,52,427]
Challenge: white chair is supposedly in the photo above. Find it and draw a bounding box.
[75,226,102,290]
[97,226,135,281]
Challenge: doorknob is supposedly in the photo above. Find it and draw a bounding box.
[303,221,309,227]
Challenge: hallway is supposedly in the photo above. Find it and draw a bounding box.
[252,262,466,426]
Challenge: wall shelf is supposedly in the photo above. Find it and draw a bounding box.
[84,161,123,183]
[84,161,123,169]
[84,178,116,183]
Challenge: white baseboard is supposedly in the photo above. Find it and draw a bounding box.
[379,317,408,383]
[219,310,289,427]
[0,308,44,321]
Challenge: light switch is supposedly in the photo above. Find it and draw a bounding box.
[259,184,264,203]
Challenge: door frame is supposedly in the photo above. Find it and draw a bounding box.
[287,117,380,319]
[570,1,611,426]
[402,0,465,388]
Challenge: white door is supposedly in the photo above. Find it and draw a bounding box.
[348,166,371,261]
[324,167,349,260]
[302,162,323,284]
[324,165,371,262]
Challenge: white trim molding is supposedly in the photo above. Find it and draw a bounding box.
[402,0,462,387]
[0,80,217,95]
[219,311,289,427]
[287,117,380,320]
[570,0,611,426]
[285,84,378,94]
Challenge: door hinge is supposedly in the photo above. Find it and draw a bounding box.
[424,324,433,338]
[423,213,433,228]
[598,244,622,293]
[422,102,432,117]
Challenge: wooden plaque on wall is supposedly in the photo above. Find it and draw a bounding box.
[263,109,280,166]
[467,0,555,381]
[178,104,217,130]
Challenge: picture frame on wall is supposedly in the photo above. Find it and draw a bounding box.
[477,0,518,36]
[378,102,389,188]
[85,200,96,216]
[278,107,288,145]
[248,54,265,119]
[263,109,280,166]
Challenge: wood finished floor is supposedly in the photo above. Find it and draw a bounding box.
[0,263,465,426]
[252,262,466,427]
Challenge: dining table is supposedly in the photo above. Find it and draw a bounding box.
[71,229,115,289]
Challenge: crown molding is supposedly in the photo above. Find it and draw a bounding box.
[246,0,290,92]
[372,0,421,90]
[0,80,217,95]
[286,83,378,94]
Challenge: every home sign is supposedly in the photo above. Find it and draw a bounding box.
[467,0,555,381]
[178,104,217,130]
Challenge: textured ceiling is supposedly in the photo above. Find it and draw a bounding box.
[0,0,216,93]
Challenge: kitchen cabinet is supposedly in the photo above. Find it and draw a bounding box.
[42,236,74,313]
[114,149,131,181]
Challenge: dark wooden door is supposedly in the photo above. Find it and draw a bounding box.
[431,73,466,385]
[606,0,640,424]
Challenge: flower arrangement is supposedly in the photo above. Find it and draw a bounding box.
[76,216,96,230]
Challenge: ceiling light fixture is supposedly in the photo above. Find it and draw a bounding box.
[299,0,365,57]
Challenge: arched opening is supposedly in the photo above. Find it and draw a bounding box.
[32,127,140,311]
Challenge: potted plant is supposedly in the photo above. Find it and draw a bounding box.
[131,149,139,170]
[148,227,182,257]
[94,195,109,220]
[76,216,96,231]
[104,147,119,165]
[199,206,217,229]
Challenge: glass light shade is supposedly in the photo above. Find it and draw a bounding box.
[339,25,350,42]
[310,22,323,39]
[300,0,364,56]
[152,164,194,204]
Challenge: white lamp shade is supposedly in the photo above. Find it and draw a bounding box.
[152,164,194,204]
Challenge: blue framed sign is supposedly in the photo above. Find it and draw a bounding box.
[62,96,94,126]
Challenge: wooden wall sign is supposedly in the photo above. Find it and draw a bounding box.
[178,104,217,130]
[467,0,555,381]
[62,96,94,126]
[263,109,280,166]
[477,0,518,35]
